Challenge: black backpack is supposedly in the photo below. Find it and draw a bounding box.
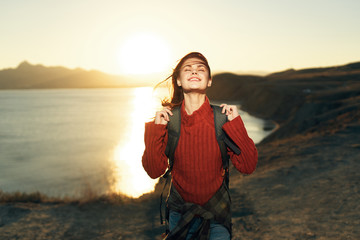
[160,104,241,225]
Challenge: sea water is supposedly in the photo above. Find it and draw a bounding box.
[0,88,273,198]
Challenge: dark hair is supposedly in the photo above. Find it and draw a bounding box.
[156,52,211,108]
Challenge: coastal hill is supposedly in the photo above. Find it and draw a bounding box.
[1,61,359,239]
[0,61,146,89]
[208,61,360,140]
[208,61,360,239]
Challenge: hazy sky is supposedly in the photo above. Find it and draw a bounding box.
[1,0,360,76]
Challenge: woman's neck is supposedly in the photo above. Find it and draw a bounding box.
[183,93,206,115]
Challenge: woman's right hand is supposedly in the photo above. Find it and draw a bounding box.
[155,107,173,125]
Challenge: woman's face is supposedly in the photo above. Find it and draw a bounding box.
[176,58,212,93]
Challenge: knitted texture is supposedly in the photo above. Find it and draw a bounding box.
[142,97,258,205]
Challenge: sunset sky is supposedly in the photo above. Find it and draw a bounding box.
[1,0,360,77]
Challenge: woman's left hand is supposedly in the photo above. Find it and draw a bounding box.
[220,104,239,121]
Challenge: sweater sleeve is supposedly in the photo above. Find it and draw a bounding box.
[142,121,169,179]
[222,115,258,174]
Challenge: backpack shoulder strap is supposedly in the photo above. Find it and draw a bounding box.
[212,105,242,155]
[160,106,180,225]
[163,105,181,178]
[164,104,241,178]
[211,105,229,169]
[211,104,242,186]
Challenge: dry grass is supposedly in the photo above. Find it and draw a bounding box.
[0,189,131,205]
[0,190,50,203]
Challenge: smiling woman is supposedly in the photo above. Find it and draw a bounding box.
[117,32,172,75]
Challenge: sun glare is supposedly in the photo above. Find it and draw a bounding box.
[118,32,172,75]
[111,87,167,197]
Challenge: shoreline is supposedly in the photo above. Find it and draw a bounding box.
[208,68,360,239]
[1,66,360,239]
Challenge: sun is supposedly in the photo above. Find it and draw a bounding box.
[118,32,172,75]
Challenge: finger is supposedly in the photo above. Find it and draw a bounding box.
[161,107,172,117]
[229,105,239,115]
[164,108,173,116]
[161,111,170,121]
[158,110,167,120]
[155,111,167,124]
[221,104,227,114]
[163,109,173,120]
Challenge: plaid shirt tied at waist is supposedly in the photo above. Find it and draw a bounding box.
[165,182,232,240]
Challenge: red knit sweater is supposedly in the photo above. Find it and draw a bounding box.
[142,97,258,205]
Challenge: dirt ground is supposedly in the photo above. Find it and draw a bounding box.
[1,64,360,239]
[1,126,359,239]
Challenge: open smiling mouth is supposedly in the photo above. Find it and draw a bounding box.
[189,77,201,81]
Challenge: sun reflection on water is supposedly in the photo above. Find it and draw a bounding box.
[110,88,272,198]
[111,87,165,198]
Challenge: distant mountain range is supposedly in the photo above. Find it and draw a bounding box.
[1,60,359,89]
[0,61,149,89]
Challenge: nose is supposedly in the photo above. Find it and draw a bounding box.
[191,69,198,74]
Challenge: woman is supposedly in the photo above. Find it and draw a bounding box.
[142,52,258,239]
